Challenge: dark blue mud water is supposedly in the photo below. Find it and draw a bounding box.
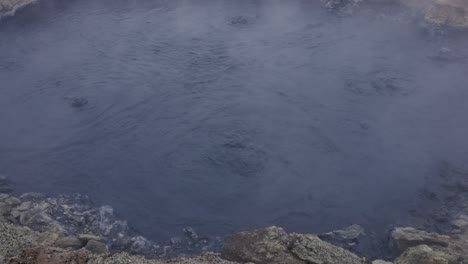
[1,0,468,243]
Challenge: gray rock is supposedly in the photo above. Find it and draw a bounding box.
[16,201,31,211]
[18,211,32,225]
[4,197,20,206]
[0,194,9,201]
[319,224,365,249]
[78,233,102,242]
[85,239,108,254]
[54,236,83,249]
[391,227,450,253]
[37,231,59,246]
[222,226,363,264]
[289,233,365,264]
[451,214,468,232]
[0,202,11,217]
[395,245,450,264]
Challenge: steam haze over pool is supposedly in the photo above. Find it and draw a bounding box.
[1,0,468,244]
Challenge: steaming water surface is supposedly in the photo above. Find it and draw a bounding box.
[1,0,468,242]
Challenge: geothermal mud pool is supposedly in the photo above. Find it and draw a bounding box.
[1,0,468,258]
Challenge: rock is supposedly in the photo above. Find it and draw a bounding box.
[425,2,468,28]
[78,233,102,242]
[23,211,55,232]
[223,226,363,264]
[451,214,468,232]
[54,236,83,249]
[223,226,301,264]
[391,227,450,253]
[5,197,20,206]
[0,193,9,201]
[395,245,451,264]
[16,201,31,211]
[37,231,60,246]
[319,224,365,249]
[373,260,393,264]
[0,202,11,216]
[18,211,33,225]
[34,201,50,211]
[45,222,66,236]
[289,233,365,264]
[97,205,128,236]
[85,240,108,254]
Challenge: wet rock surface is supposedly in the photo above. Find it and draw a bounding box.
[222,226,364,264]
[0,189,222,259]
[0,191,233,264]
[319,224,366,250]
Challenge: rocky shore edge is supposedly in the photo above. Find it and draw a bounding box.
[3,169,468,264]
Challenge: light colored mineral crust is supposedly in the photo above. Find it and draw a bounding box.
[426,0,468,27]
[0,0,35,18]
